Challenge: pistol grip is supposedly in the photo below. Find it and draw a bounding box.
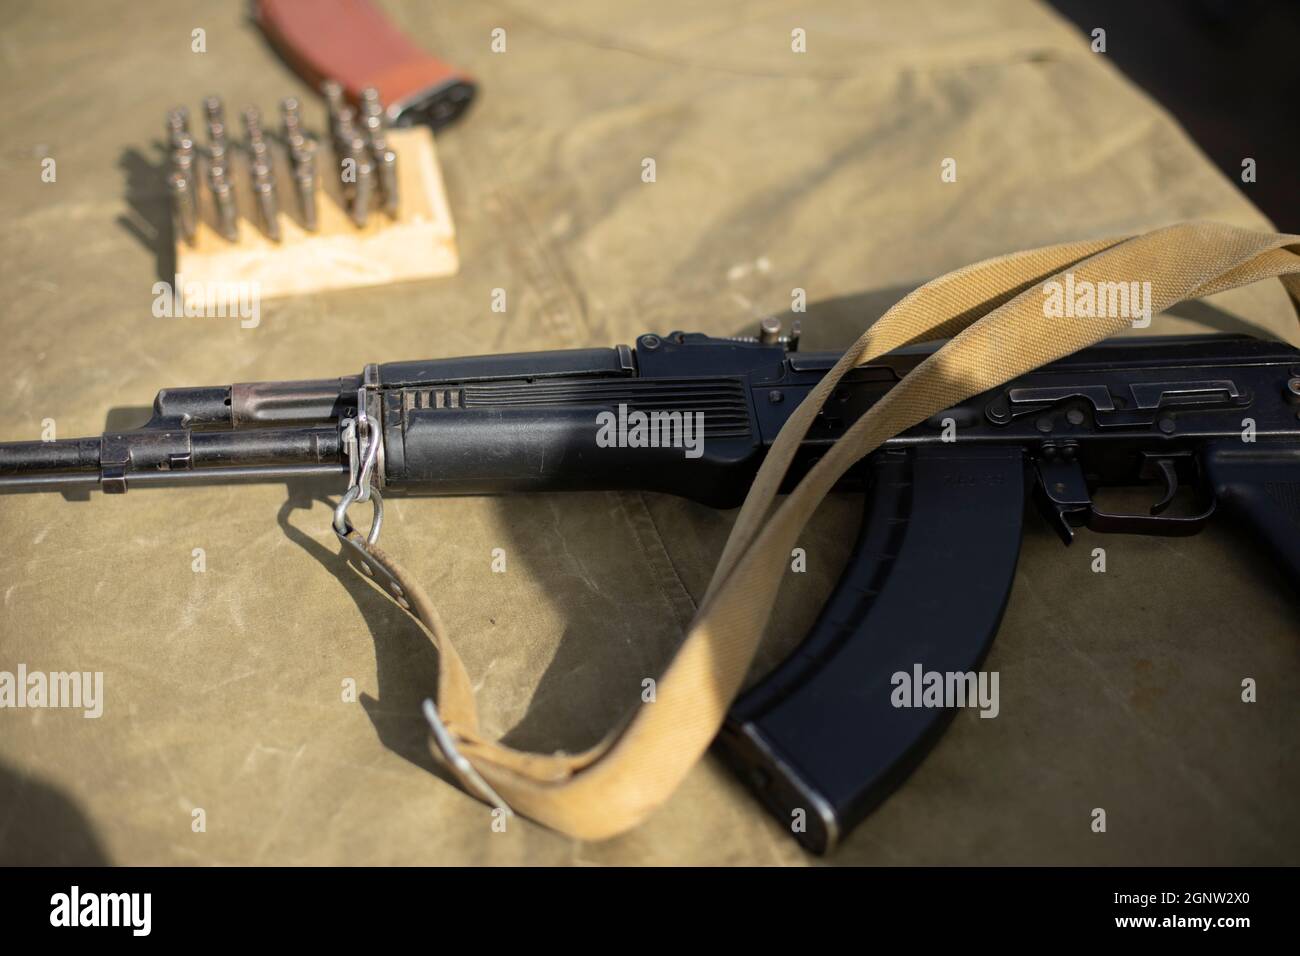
[1204,440,1300,584]
[715,445,1026,853]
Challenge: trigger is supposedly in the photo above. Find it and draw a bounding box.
[1150,457,1179,515]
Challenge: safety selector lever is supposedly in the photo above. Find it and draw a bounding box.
[1033,447,1216,543]
[988,379,1247,427]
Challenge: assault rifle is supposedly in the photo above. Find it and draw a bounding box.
[3,325,1299,851]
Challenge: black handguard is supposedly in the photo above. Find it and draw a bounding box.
[3,327,1299,852]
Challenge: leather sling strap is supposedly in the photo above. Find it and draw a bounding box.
[341,221,1300,840]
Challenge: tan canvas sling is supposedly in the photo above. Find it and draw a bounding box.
[338,221,1300,840]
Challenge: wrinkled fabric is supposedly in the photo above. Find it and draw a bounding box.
[0,0,1295,865]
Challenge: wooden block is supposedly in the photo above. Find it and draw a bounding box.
[176,127,457,299]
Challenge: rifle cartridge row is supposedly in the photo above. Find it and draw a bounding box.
[166,81,400,244]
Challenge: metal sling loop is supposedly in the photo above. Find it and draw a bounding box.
[333,482,384,547]
[333,389,384,547]
[329,387,510,816]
